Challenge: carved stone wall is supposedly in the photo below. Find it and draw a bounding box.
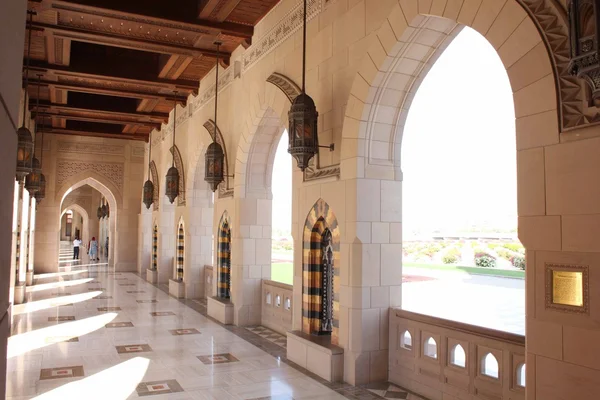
[56,160,125,193]
[57,141,124,156]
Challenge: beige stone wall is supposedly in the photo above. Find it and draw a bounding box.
[135,0,600,393]
[0,0,26,395]
[35,134,144,272]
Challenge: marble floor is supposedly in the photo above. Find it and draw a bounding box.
[7,253,426,400]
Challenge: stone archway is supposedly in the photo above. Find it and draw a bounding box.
[60,204,90,252]
[337,0,558,387]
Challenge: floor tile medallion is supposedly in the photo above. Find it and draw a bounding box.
[197,353,239,365]
[39,366,84,380]
[169,328,200,335]
[136,379,184,397]
[115,344,152,354]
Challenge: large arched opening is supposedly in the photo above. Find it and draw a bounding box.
[338,0,557,386]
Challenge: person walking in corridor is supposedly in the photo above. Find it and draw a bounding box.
[88,237,99,261]
[73,237,82,260]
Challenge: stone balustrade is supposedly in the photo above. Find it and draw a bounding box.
[261,279,292,335]
[389,309,525,400]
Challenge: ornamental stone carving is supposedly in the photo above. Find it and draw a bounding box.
[56,160,124,193]
[58,141,124,155]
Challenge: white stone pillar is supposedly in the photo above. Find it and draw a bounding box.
[11,179,26,304]
[26,196,35,285]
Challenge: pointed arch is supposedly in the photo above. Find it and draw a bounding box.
[149,160,159,211]
[302,198,340,345]
[217,211,231,298]
[169,145,186,206]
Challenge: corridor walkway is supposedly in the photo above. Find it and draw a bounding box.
[7,265,423,400]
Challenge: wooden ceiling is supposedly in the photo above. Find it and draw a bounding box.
[24,0,280,141]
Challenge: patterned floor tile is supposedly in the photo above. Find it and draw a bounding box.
[115,344,152,354]
[95,295,112,299]
[105,322,134,328]
[169,328,200,335]
[245,326,287,348]
[88,287,106,291]
[127,291,145,294]
[150,311,175,317]
[48,316,75,322]
[136,379,184,397]
[39,366,84,380]
[120,283,136,286]
[137,300,158,303]
[97,307,121,311]
[197,353,239,365]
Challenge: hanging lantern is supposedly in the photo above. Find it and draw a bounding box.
[165,166,179,203]
[288,93,319,171]
[34,174,46,204]
[24,157,41,193]
[106,203,110,218]
[16,127,34,180]
[287,0,332,172]
[143,137,154,209]
[101,204,108,218]
[165,94,179,204]
[143,179,154,209]
[17,10,35,181]
[97,205,103,220]
[205,141,225,192]
[568,0,600,99]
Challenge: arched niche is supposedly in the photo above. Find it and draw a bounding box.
[152,224,158,271]
[217,211,231,299]
[302,198,340,345]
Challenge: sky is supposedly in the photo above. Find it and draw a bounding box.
[271,27,517,237]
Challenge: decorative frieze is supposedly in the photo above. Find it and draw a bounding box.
[58,141,124,156]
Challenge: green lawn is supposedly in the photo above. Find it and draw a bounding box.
[271,262,293,285]
[403,262,525,279]
[269,261,525,285]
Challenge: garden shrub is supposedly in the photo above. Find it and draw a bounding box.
[495,248,514,261]
[511,255,526,270]
[442,247,461,264]
[502,243,525,254]
[474,252,496,268]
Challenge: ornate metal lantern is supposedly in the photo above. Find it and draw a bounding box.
[34,174,46,204]
[205,141,224,192]
[101,203,108,219]
[143,179,154,209]
[17,10,35,181]
[165,95,179,204]
[97,203,103,220]
[16,127,33,180]
[24,157,41,194]
[568,0,600,99]
[165,166,179,203]
[288,93,319,171]
[106,203,110,218]
[287,0,332,171]
[142,136,154,209]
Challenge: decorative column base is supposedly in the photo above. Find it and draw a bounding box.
[14,284,26,305]
[146,269,158,284]
[207,296,234,325]
[26,271,34,286]
[169,278,185,298]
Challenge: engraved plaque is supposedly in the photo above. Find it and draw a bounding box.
[545,263,589,314]
[552,271,583,306]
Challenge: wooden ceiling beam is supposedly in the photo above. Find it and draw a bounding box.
[35,78,188,104]
[33,109,161,128]
[29,21,232,62]
[43,126,147,141]
[33,101,169,122]
[31,0,253,40]
[26,59,199,94]
[29,98,169,124]
[198,0,244,22]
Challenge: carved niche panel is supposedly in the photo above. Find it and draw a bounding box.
[56,160,124,193]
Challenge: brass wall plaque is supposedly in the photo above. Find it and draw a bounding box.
[545,263,589,314]
[552,271,583,306]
